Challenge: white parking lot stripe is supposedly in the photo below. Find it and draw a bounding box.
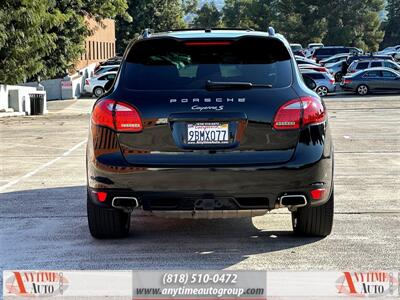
[0,139,87,192]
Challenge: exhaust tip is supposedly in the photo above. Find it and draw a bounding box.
[112,197,139,212]
[279,195,307,208]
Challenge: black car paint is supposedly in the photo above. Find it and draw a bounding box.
[87,31,334,212]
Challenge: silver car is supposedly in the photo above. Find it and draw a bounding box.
[94,65,120,76]
[326,60,346,82]
[301,70,336,96]
[84,71,117,97]
[320,53,349,66]
[347,59,400,74]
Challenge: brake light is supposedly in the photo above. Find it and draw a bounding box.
[184,41,232,46]
[91,99,143,132]
[85,79,89,86]
[273,96,325,130]
[329,78,335,84]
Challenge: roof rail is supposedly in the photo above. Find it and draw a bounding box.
[268,26,275,36]
[142,28,152,38]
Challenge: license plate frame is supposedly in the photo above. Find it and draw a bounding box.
[187,122,229,145]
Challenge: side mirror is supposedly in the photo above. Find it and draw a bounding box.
[104,79,114,92]
[302,75,317,90]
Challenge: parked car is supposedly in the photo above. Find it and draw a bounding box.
[320,53,349,66]
[346,54,394,65]
[304,43,324,58]
[341,67,400,95]
[94,65,120,76]
[94,56,122,72]
[313,46,361,62]
[299,64,328,73]
[84,71,117,97]
[86,29,334,238]
[347,60,400,74]
[377,45,400,54]
[290,43,305,56]
[326,60,346,82]
[301,70,335,96]
[295,55,320,66]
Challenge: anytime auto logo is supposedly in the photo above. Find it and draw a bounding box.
[5,271,69,297]
[336,272,399,297]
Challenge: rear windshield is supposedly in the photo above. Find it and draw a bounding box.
[123,37,292,90]
[315,48,350,56]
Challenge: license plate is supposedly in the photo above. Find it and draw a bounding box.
[187,122,229,144]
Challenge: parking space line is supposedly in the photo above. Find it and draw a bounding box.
[0,139,87,193]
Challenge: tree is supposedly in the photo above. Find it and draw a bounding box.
[192,2,222,28]
[222,0,256,29]
[0,0,65,84]
[0,0,129,84]
[41,0,129,79]
[273,0,327,45]
[322,0,384,52]
[116,0,195,54]
[382,0,400,48]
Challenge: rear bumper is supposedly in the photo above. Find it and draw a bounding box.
[87,125,334,211]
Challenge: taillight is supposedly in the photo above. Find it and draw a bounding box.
[85,79,89,86]
[273,96,325,130]
[91,99,143,132]
[342,79,352,84]
[329,78,335,84]
[315,67,328,72]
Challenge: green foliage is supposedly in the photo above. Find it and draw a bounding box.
[0,0,128,84]
[192,2,222,28]
[116,0,194,54]
[382,0,400,48]
[0,0,64,84]
[222,0,255,29]
[273,0,327,45]
[222,0,383,51]
[322,0,384,52]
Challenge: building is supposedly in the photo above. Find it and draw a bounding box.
[75,18,116,70]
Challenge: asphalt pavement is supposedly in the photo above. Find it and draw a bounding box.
[0,94,399,273]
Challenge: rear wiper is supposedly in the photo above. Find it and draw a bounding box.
[205,80,272,91]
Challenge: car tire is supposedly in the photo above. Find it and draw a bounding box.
[87,192,131,239]
[316,86,329,96]
[93,87,105,97]
[356,84,369,96]
[291,191,334,237]
[334,72,342,82]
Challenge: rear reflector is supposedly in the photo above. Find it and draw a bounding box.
[96,191,108,202]
[273,96,325,130]
[310,188,326,200]
[91,99,143,132]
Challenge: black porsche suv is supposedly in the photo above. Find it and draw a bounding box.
[86,29,334,239]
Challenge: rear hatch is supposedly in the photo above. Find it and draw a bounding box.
[114,35,301,166]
